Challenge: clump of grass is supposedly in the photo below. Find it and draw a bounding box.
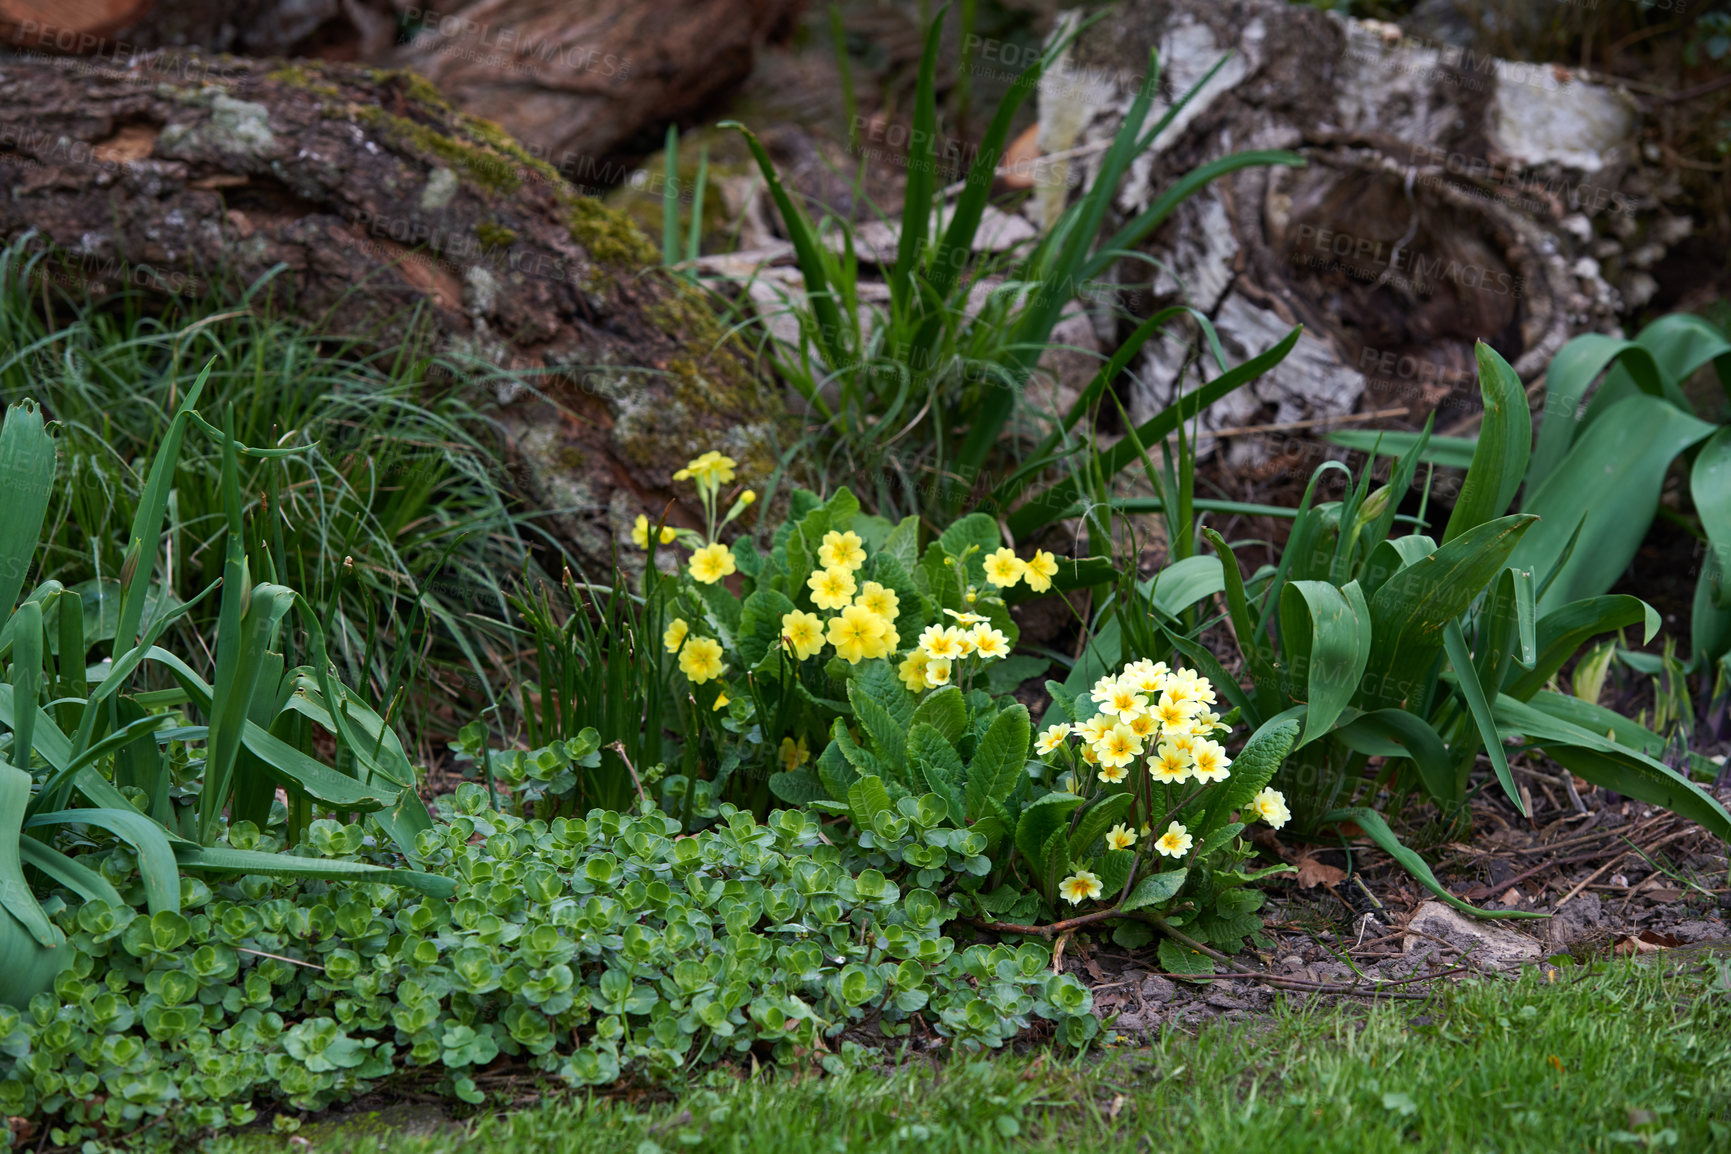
[0,240,537,729]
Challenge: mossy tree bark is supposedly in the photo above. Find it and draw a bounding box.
[0,53,787,574]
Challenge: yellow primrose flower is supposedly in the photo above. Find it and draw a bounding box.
[631,514,676,548]
[856,580,899,622]
[898,650,932,692]
[1078,714,1114,745]
[923,658,953,688]
[970,624,1010,660]
[678,637,725,684]
[1190,738,1231,783]
[1150,743,1192,784]
[1152,692,1199,730]
[738,490,756,507]
[1097,762,1129,784]
[1251,786,1290,829]
[713,692,730,711]
[1078,742,1099,765]
[808,566,857,611]
[1154,821,1193,858]
[1123,659,1170,695]
[1024,548,1060,593]
[683,451,737,487]
[1059,870,1103,905]
[949,625,977,657]
[780,736,811,772]
[827,604,887,665]
[1125,712,1159,742]
[780,610,826,661]
[983,547,1026,588]
[917,623,961,662]
[1099,682,1149,720]
[689,542,737,585]
[1090,673,1125,708]
[1035,722,1073,755]
[943,608,988,626]
[1106,823,1137,850]
[1093,723,1143,769]
[818,530,866,573]
[663,617,690,654]
[862,624,899,662]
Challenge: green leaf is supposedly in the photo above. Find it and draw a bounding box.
[1503,595,1659,701]
[26,808,181,915]
[1361,515,1537,709]
[1124,869,1188,913]
[908,723,966,825]
[736,589,795,668]
[1067,792,1133,859]
[768,769,826,806]
[850,681,909,768]
[1691,426,1731,610]
[1014,792,1085,871]
[171,844,457,898]
[1194,822,1245,861]
[0,399,57,621]
[911,685,967,746]
[1326,430,1479,470]
[1039,828,1070,901]
[1205,717,1298,830]
[1157,936,1215,979]
[1278,580,1371,747]
[846,775,894,833]
[1443,343,1530,543]
[1322,807,1545,920]
[1528,333,1678,495]
[1515,393,1715,612]
[1334,709,1456,803]
[1493,695,1731,841]
[966,704,1030,821]
[1443,619,1522,813]
[0,765,57,947]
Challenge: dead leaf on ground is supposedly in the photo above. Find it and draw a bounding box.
[1293,854,1347,889]
[1613,929,1685,956]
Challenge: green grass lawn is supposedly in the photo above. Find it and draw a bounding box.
[220,955,1731,1154]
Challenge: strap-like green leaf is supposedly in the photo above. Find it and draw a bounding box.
[0,399,57,620]
[1516,393,1715,612]
[26,808,181,915]
[1278,580,1371,747]
[1443,619,1522,812]
[1494,695,1731,841]
[1444,343,1530,543]
[1323,807,1546,919]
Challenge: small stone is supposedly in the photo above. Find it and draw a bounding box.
[1139,975,1177,1004]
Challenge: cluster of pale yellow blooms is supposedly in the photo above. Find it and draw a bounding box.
[1037,659,1291,906]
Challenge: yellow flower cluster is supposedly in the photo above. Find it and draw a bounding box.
[782,531,903,666]
[982,546,1061,592]
[1037,660,1230,787]
[896,614,1010,691]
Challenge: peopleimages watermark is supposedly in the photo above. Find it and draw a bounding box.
[1406,144,1636,218]
[848,116,1077,189]
[1288,224,1527,299]
[398,8,631,82]
[3,21,249,84]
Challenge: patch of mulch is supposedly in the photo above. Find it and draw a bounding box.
[1062,771,1731,1038]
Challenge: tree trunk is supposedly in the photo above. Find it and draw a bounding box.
[1028,0,1688,467]
[0,52,788,575]
[392,0,807,167]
